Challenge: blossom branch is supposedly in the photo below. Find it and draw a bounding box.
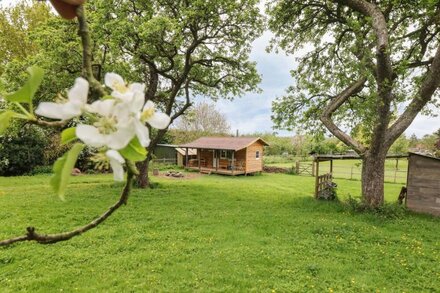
[75,5,107,97]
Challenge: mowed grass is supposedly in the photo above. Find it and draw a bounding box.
[0,173,439,292]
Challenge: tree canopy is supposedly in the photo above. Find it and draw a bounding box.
[268,0,440,206]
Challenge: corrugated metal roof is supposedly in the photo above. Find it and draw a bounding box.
[179,137,269,151]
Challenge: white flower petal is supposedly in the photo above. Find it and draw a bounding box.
[61,102,82,119]
[106,149,125,164]
[134,120,150,147]
[142,100,155,112]
[68,77,89,105]
[104,72,125,90]
[131,92,145,113]
[87,99,115,117]
[106,127,135,150]
[111,90,133,102]
[76,125,106,148]
[147,112,171,130]
[36,102,80,120]
[106,150,125,181]
[129,83,145,93]
[35,102,68,120]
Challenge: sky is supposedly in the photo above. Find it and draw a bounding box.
[1,0,439,137]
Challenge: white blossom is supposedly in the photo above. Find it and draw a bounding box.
[104,72,145,102]
[105,150,125,181]
[35,77,89,120]
[76,99,135,150]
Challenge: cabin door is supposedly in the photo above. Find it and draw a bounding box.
[213,151,218,168]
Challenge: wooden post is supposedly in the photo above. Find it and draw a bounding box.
[314,159,320,198]
[330,159,333,174]
[396,158,399,170]
[198,149,201,171]
[185,148,189,168]
[231,151,235,175]
[312,161,315,177]
[295,161,300,174]
[216,150,218,172]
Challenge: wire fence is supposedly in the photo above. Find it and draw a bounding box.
[269,159,408,184]
[151,158,177,165]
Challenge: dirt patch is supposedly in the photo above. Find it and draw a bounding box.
[154,171,203,180]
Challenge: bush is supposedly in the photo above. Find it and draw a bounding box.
[0,125,47,176]
[27,165,53,175]
[344,195,407,219]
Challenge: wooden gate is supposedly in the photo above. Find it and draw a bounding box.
[295,161,314,176]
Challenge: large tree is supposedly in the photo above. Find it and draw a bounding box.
[88,0,263,187]
[174,102,230,134]
[268,0,440,207]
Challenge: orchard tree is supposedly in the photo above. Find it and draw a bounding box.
[175,102,230,134]
[88,0,263,187]
[269,0,440,207]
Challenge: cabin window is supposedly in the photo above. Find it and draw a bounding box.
[220,150,228,159]
[256,151,260,159]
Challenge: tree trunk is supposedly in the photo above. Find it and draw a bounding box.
[361,153,386,207]
[136,155,151,188]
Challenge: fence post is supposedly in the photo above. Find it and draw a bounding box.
[295,161,300,174]
[394,169,397,183]
[312,162,315,177]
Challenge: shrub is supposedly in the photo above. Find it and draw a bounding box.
[0,125,47,176]
[344,195,407,219]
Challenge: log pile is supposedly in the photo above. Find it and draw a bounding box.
[263,166,290,174]
[165,171,185,178]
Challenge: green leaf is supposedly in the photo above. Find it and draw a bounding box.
[119,137,147,162]
[5,66,44,104]
[61,127,77,145]
[0,110,16,134]
[50,143,85,200]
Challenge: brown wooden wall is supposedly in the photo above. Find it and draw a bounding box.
[406,154,440,216]
[245,141,264,173]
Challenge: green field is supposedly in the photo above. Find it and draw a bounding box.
[266,157,408,183]
[0,173,439,292]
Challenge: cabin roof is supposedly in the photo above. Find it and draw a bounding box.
[180,136,269,151]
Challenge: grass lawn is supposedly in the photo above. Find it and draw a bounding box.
[0,173,439,292]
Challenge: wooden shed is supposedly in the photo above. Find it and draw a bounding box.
[179,137,269,175]
[152,144,179,164]
[175,147,197,167]
[406,152,440,216]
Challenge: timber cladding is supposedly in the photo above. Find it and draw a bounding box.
[245,141,264,173]
[406,153,440,216]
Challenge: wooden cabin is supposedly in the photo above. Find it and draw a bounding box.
[179,137,269,175]
[406,152,440,216]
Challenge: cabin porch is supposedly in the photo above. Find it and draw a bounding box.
[183,148,247,176]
